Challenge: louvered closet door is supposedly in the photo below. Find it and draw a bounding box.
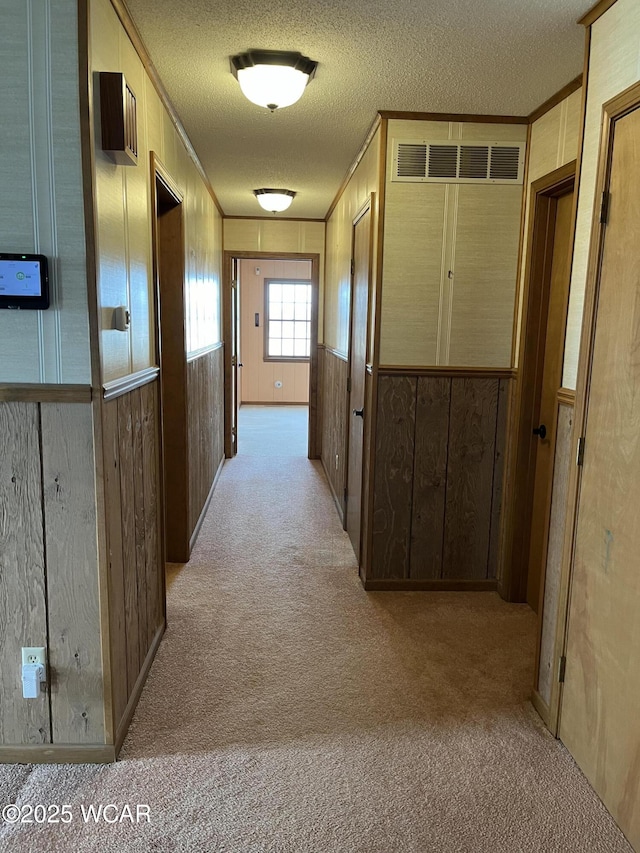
[447,184,522,366]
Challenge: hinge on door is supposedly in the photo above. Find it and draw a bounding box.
[576,436,585,466]
[231,355,237,367]
[350,258,355,276]
[558,655,567,683]
[347,376,351,393]
[600,191,610,224]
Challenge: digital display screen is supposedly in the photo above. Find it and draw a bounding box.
[0,253,49,309]
[0,259,43,298]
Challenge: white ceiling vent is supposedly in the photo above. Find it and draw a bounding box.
[392,139,524,184]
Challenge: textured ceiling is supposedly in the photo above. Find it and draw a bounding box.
[124,0,591,219]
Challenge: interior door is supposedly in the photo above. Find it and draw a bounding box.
[346,206,372,559]
[559,104,640,850]
[230,258,239,455]
[526,188,574,609]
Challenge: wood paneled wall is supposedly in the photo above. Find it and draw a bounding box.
[102,380,164,738]
[365,372,509,587]
[0,400,103,746]
[187,346,225,540]
[320,348,349,520]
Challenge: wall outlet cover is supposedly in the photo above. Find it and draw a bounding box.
[22,647,46,667]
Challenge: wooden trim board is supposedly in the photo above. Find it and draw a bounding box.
[378,111,528,124]
[114,622,165,756]
[224,215,325,223]
[186,342,223,363]
[0,384,93,403]
[103,367,160,400]
[323,345,348,362]
[578,0,619,26]
[0,745,116,765]
[557,387,576,406]
[528,75,583,124]
[188,456,224,552]
[325,115,382,220]
[378,366,516,378]
[320,455,345,525]
[363,579,498,591]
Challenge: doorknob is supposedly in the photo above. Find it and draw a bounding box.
[353,408,364,418]
[533,424,547,440]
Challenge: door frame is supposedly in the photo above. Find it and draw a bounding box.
[500,161,576,604]
[344,195,375,560]
[222,251,321,459]
[551,81,640,736]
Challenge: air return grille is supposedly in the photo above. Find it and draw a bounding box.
[392,140,524,184]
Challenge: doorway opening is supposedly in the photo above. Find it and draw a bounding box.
[504,161,576,607]
[223,251,320,460]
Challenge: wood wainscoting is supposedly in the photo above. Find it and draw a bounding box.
[363,368,512,589]
[320,346,349,522]
[187,345,225,549]
[0,396,104,750]
[102,374,165,745]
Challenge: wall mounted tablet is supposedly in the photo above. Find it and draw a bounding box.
[0,253,50,309]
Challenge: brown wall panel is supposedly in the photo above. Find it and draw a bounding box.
[320,348,349,518]
[443,379,498,579]
[187,346,225,539]
[102,379,166,736]
[366,372,508,586]
[41,403,104,745]
[410,377,450,579]
[0,403,50,744]
[371,375,417,579]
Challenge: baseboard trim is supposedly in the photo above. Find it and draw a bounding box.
[362,579,498,591]
[0,744,117,764]
[189,456,224,553]
[530,688,551,727]
[115,621,166,756]
[320,455,345,526]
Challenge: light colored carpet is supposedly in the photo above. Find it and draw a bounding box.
[238,404,308,457]
[0,451,632,852]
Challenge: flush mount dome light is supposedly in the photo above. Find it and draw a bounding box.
[230,50,317,111]
[254,189,296,213]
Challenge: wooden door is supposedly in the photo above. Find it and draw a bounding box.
[559,104,640,849]
[230,259,239,456]
[346,207,371,559]
[526,189,574,609]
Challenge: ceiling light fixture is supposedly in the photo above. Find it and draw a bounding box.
[230,50,317,111]
[254,189,296,213]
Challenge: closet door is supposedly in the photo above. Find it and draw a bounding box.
[447,184,522,367]
[559,103,640,850]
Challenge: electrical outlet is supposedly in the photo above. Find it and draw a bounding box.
[22,647,46,667]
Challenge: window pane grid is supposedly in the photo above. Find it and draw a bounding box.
[266,280,311,359]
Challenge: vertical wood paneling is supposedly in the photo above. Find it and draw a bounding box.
[186,347,225,539]
[41,403,104,744]
[130,390,148,668]
[409,377,450,579]
[117,393,140,697]
[141,382,162,645]
[443,379,498,580]
[371,375,417,579]
[102,397,128,730]
[0,403,50,744]
[487,378,510,579]
[320,349,349,516]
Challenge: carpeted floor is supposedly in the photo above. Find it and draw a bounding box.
[0,410,632,852]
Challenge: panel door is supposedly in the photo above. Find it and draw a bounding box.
[346,207,372,559]
[559,105,640,850]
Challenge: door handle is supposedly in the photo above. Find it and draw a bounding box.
[353,408,364,418]
[533,424,547,440]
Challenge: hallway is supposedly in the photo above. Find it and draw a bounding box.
[0,446,631,852]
